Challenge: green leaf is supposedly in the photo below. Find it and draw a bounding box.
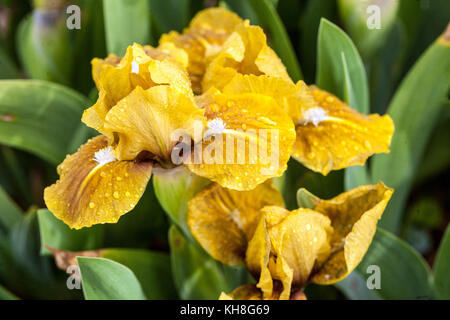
[316,19,371,190]
[0,80,89,165]
[101,249,177,299]
[0,284,19,300]
[77,256,146,300]
[299,0,336,83]
[37,209,104,255]
[1,211,75,299]
[337,0,399,60]
[316,18,369,113]
[0,184,22,232]
[153,167,210,237]
[149,0,190,34]
[414,105,450,185]
[247,0,303,81]
[0,45,19,79]
[337,228,434,300]
[296,188,319,209]
[335,271,381,300]
[433,225,450,299]
[371,32,450,233]
[224,0,261,25]
[16,10,73,85]
[103,0,152,55]
[169,225,229,299]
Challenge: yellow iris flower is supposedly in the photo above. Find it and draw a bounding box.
[44,7,394,233]
[187,181,393,300]
[222,74,395,175]
[44,27,295,229]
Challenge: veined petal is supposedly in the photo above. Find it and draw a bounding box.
[187,181,284,266]
[245,217,273,298]
[104,85,204,162]
[203,21,292,92]
[83,43,192,136]
[44,136,153,229]
[293,87,395,175]
[159,8,243,94]
[223,74,317,121]
[144,43,188,69]
[186,90,296,190]
[311,182,393,284]
[263,207,332,293]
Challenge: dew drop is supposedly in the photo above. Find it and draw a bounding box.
[89,202,95,209]
[113,191,120,199]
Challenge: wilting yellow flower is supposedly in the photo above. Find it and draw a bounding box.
[188,181,393,299]
[221,74,395,175]
[159,7,243,94]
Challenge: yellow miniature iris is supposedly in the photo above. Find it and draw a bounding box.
[221,74,395,175]
[187,181,393,300]
[44,41,295,229]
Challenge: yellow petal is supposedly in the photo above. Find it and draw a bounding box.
[187,181,284,265]
[159,8,243,94]
[44,136,153,229]
[189,7,243,33]
[223,74,317,121]
[143,43,188,69]
[219,283,282,300]
[263,207,332,293]
[203,22,292,92]
[293,87,395,175]
[186,90,296,190]
[245,217,273,298]
[83,43,192,136]
[104,85,204,162]
[311,182,393,284]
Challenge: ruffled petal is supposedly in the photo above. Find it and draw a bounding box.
[186,89,296,190]
[159,7,243,93]
[104,85,204,162]
[83,43,192,136]
[245,217,273,298]
[263,207,332,291]
[187,181,283,265]
[223,74,317,121]
[203,21,292,92]
[44,136,153,229]
[311,182,393,284]
[293,87,395,175]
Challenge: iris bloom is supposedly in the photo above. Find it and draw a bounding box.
[44,44,295,229]
[187,181,393,300]
[165,8,394,174]
[221,74,394,174]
